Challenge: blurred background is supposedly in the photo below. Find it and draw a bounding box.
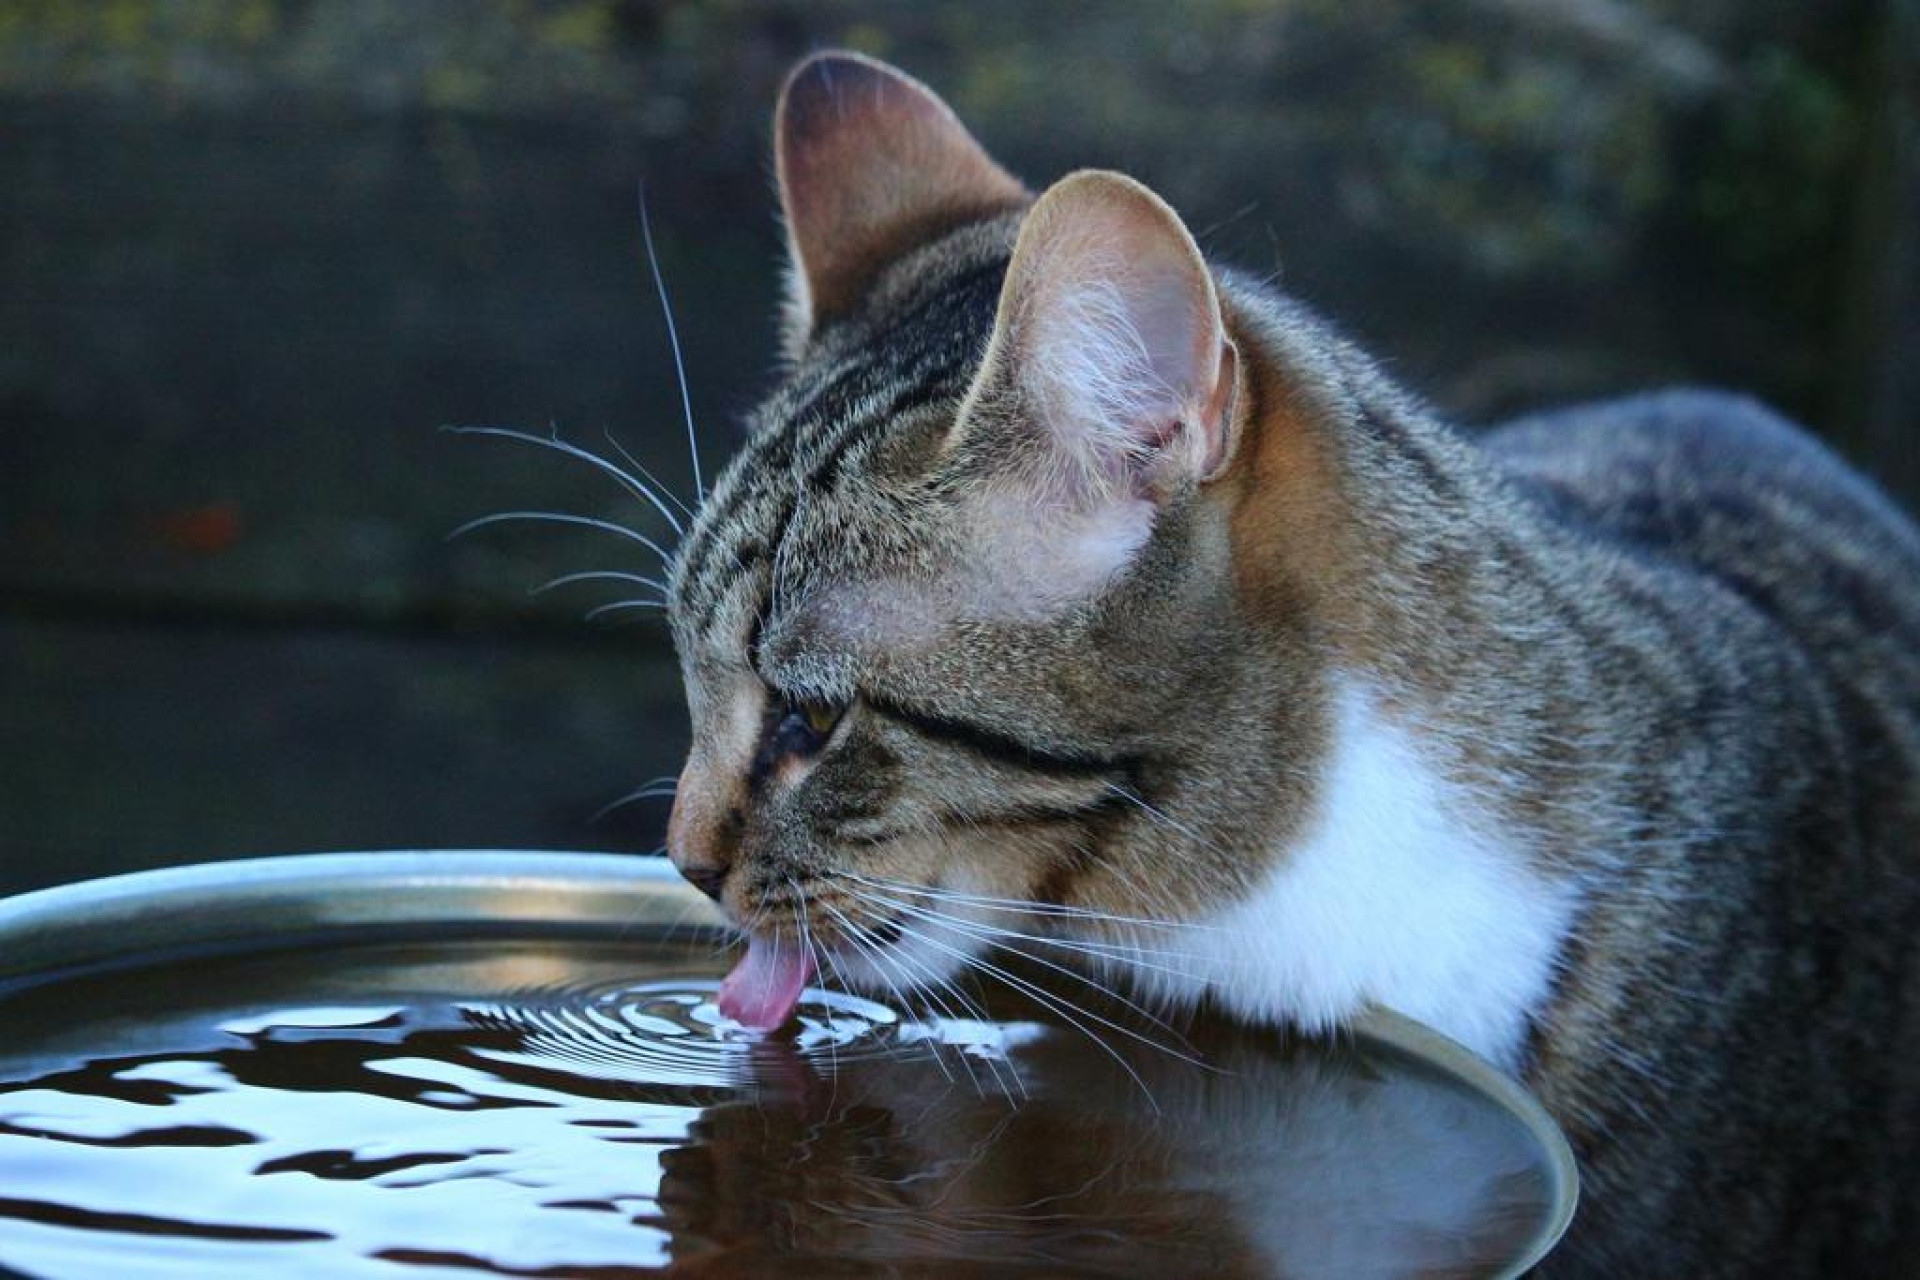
[2,0,1915,898]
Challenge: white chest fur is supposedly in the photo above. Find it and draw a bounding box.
[1140,681,1578,1070]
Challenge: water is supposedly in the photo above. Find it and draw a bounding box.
[0,936,1564,1278]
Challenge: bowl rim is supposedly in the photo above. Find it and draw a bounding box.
[0,848,1579,1275]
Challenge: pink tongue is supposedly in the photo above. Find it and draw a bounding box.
[716,936,816,1031]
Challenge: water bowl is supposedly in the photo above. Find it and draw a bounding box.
[0,851,1577,1278]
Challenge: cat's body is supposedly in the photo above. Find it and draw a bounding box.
[1481,391,1920,1274]
[662,53,1920,1276]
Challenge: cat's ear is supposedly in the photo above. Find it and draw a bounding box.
[775,51,1027,347]
[953,171,1241,609]
[982,170,1237,489]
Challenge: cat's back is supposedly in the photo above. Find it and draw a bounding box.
[1482,388,1920,725]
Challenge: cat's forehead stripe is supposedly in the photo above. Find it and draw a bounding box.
[675,242,1008,640]
[670,353,864,603]
[676,345,916,610]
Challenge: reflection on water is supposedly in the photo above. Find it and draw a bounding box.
[0,939,1560,1278]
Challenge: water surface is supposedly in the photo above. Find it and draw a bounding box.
[0,937,1561,1278]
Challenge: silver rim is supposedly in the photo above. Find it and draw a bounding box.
[0,849,1578,1274]
[0,850,721,983]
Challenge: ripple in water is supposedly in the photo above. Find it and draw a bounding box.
[464,977,922,1090]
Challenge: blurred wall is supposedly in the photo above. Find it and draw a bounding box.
[2,0,1916,895]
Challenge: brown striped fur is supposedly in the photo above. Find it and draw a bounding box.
[664,52,1920,1276]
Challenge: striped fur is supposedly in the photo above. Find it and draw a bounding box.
[664,52,1920,1278]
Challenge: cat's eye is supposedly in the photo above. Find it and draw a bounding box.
[760,698,847,766]
[800,701,842,737]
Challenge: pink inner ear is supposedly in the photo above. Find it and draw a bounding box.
[777,52,1026,326]
[1125,266,1215,406]
[936,173,1231,618]
[1008,187,1225,492]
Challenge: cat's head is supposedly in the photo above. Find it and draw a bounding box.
[666,52,1330,991]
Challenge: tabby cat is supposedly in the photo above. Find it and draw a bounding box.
[661,51,1920,1277]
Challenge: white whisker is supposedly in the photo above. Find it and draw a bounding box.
[591,779,679,824]
[446,510,674,565]
[874,911,1165,1111]
[1102,781,1211,847]
[866,891,1211,1058]
[834,902,1020,1100]
[530,569,671,598]
[584,598,668,621]
[637,181,702,499]
[822,902,959,1086]
[790,878,841,1091]
[849,879,1203,967]
[603,428,696,521]
[863,888,1211,982]
[442,424,685,536]
[843,912,994,1094]
[836,869,1219,933]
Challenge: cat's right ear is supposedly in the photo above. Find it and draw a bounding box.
[774,51,1027,354]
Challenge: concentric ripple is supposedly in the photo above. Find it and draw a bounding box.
[463,976,908,1088]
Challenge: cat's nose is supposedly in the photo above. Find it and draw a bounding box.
[666,766,738,904]
[668,822,734,903]
[679,862,729,902]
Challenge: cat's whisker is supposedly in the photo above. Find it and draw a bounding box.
[827,902,1020,1100]
[819,944,881,1084]
[831,901,986,1044]
[979,925,1204,974]
[530,569,672,598]
[889,944,1026,1102]
[603,427,696,521]
[591,778,679,824]
[446,510,674,566]
[898,928,1209,1076]
[1101,781,1213,849]
[838,869,1165,928]
[863,943,1011,1099]
[583,598,669,622]
[835,869,1220,933]
[873,912,1165,1112]
[821,902,964,1087]
[915,912,1211,987]
[858,890,1212,1058]
[848,883,1207,971]
[788,878,841,1087]
[442,424,685,537]
[634,870,724,955]
[637,181,702,500]
[882,908,1193,1067]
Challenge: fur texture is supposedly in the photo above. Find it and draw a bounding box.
[664,52,1920,1277]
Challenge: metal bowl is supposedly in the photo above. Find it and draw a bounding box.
[0,850,1578,1277]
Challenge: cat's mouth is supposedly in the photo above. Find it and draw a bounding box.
[715,900,906,1031]
[716,934,815,1031]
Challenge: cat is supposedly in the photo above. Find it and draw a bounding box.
[660,51,1920,1277]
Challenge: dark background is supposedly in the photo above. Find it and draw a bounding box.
[3,0,1916,898]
